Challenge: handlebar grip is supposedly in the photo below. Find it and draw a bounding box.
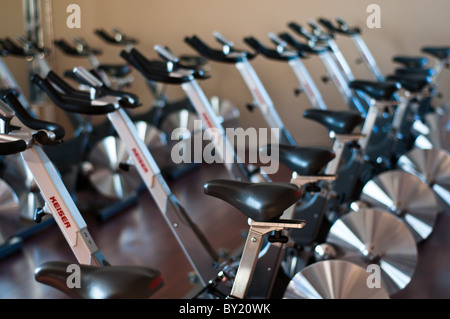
[185,35,253,63]
[121,50,194,84]
[287,22,316,41]
[54,39,102,57]
[212,31,234,47]
[0,139,27,155]
[244,36,299,61]
[184,35,219,57]
[54,39,83,56]
[2,37,27,56]
[32,74,117,115]
[317,18,338,32]
[1,92,65,142]
[89,69,141,107]
[279,32,329,55]
[152,46,210,79]
[73,66,104,87]
[317,17,360,35]
[46,71,91,100]
[94,29,138,46]
[72,67,141,107]
[243,37,265,53]
[154,45,179,63]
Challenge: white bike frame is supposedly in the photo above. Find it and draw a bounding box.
[0,105,108,266]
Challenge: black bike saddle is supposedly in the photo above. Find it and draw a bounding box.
[203,179,301,222]
[421,47,450,60]
[392,56,428,68]
[349,80,401,101]
[261,144,335,176]
[303,109,364,135]
[35,261,163,299]
[395,67,435,77]
[385,74,431,93]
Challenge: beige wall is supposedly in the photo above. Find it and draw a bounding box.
[1,0,450,146]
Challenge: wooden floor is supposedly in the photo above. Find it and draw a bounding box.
[0,162,449,299]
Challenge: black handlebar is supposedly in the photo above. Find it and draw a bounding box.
[1,92,65,145]
[32,74,118,115]
[184,35,255,63]
[317,17,360,36]
[0,37,27,56]
[94,29,139,46]
[287,22,333,43]
[278,32,330,55]
[243,36,301,61]
[89,69,141,105]
[54,39,102,57]
[120,49,195,84]
[153,45,210,79]
[46,71,91,100]
[0,138,27,155]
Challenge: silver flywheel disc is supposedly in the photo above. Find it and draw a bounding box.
[87,136,142,200]
[325,208,417,295]
[398,148,450,210]
[284,259,390,299]
[360,169,440,243]
[414,129,450,153]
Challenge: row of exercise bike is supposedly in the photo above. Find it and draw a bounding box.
[0,16,449,299]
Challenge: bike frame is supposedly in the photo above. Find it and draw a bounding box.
[350,33,385,82]
[0,124,109,266]
[72,65,300,298]
[234,60,297,146]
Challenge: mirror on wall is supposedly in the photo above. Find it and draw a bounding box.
[0,0,55,121]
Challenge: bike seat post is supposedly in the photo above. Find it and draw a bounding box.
[229,219,305,299]
[325,131,365,175]
[0,100,15,133]
[359,99,399,151]
[391,90,411,131]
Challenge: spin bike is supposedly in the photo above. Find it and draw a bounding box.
[300,19,450,208]
[118,43,420,297]
[0,36,137,211]
[32,65,316,299]
[316,17,450,149]
[0,91,163,299]
[244,31,441,243]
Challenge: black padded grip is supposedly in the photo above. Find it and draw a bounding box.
[121,50,194,84]
[32,74,117,115]
[54,39,102,57]
[94,29,138,46]
[287,22,310,39]
[0,139,27,155]
[46,71,91,100]
[279,32,329,55]
[184,35,254,63]
[243,36,299,61]
[1,92,65,142]
[1,37,26,56]
[318,17,360,35]
[57,68,140,109]
[317,18,339,33]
